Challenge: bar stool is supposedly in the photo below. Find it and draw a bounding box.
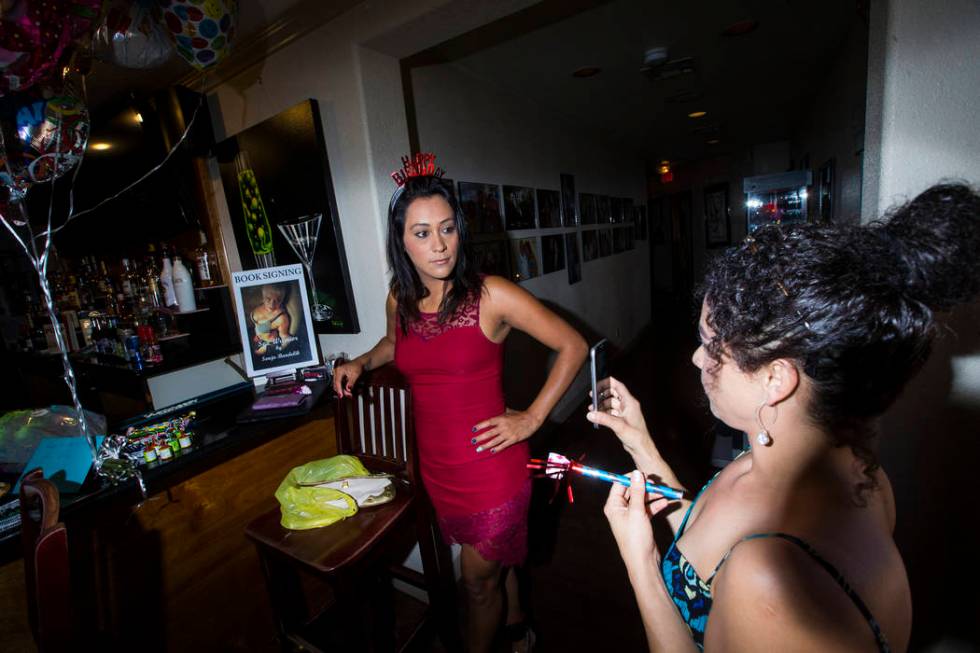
[245,364,462,652]
[20,468,72,653]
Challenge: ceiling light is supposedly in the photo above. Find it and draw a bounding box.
[90,142,112,151]
[134,111,144,124]
[572,66,601,78]
[642,47,669,69]
[722,19,759,37]
[707,138,721,145]
[688,111,707,118]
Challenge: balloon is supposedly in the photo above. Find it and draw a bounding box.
[0,0,103,95]
[93,0,174,70]
[161,0,238,70]
[0,89,90,184]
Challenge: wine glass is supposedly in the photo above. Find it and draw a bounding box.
[278,214,333,321]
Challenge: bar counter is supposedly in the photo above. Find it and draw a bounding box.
[0,382,338,651]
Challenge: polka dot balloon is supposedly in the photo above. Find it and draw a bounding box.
[161,0,238,70]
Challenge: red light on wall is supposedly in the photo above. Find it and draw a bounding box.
[660,170,674,183]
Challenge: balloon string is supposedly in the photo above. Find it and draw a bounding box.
[38,89,206,239]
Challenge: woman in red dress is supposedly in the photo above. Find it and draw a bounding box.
[333,169,587,652]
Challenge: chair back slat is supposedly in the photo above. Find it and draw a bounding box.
[335,365,414,479]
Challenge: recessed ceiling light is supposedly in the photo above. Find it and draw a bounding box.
[722,19,759,36]
[688,111,707,118]
[90,142,112,151]
[572,66,601,78]
[707,139,721,145]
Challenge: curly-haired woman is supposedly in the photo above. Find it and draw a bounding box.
[589,183,980,652]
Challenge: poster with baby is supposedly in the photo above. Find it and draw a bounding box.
[231,264,320,377]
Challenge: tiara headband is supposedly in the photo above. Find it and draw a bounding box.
[388,152,445,213]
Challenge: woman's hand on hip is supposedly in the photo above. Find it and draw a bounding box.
[604,470,670,572]
[471,408,542,454]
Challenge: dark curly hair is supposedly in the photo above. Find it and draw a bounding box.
[700,183,980,497]
[386,175,482,333]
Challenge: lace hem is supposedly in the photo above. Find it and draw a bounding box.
[437,479,531,567]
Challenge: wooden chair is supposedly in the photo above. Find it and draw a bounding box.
[20,468,72,653]
[245,365,462,652]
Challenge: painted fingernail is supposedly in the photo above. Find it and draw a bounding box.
[490,448,496,454]
[470,438,476,444]
[471,426,477,433]
[476,446,483,453]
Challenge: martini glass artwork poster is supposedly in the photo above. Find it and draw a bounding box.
[278,213,333,321]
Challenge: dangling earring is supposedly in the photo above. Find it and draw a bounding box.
[755,402,775,447]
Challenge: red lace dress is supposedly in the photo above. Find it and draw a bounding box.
[394,290,531,566]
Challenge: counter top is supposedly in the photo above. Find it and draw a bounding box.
[0,380,333,563]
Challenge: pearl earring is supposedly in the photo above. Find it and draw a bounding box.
[755,402,775,447]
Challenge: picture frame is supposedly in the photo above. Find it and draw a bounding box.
[509,237,540,281]
[598,229,613,257]
[581,229,599,262]
[536,189,562,228]
[560,173,578,226]
[231,264,320,378]
[458,181,504,234]
[703,183,731,248]
[579,193,597,224]
[471,239,511,278]
[503,185,536,230]
[541,234,566,274]
[215,99,359,334]
[565,232,581,285]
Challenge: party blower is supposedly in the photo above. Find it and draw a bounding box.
[528,452,686,502]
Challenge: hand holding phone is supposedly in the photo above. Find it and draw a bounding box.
[589,339,609,429]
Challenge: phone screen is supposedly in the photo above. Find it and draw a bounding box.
[590,339,609,429]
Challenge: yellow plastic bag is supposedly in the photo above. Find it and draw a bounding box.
[274,455,369,530]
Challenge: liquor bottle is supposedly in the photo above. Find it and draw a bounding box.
[160,246,178,309]
[143,253,162,308]
[120,258,136,299]
[194,229,218,287]
[171,255,197,312]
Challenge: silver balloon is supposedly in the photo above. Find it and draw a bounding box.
[94,0,175,70]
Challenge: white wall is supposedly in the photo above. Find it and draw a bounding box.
[412,63,650,418]
[205,1,538,364]
[863,0,980,647]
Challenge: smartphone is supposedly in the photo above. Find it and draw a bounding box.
[589,339,609,429]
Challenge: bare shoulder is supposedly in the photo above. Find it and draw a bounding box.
[481,275,537,310]
[707,535,892,651]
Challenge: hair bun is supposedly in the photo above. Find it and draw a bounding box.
[876,183,980,311]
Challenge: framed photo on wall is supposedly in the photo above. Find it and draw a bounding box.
[541,234,566,274]
[503,185,536,230]
[703,183,731,248]
[459,181,504,233]
[580,193,597,224]
[565,232,581,284]
[215,99,359,334]
[560,173,578,225]
[472,239,511,278]
[510,237,540,281]
[232,264,319,378]
[536,189,562,228]
[582,229,599,261]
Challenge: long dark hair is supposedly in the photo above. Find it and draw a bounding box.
[700,183,980,496]
[386,176,482,332]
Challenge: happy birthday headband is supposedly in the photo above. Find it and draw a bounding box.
[388,152,445,213]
